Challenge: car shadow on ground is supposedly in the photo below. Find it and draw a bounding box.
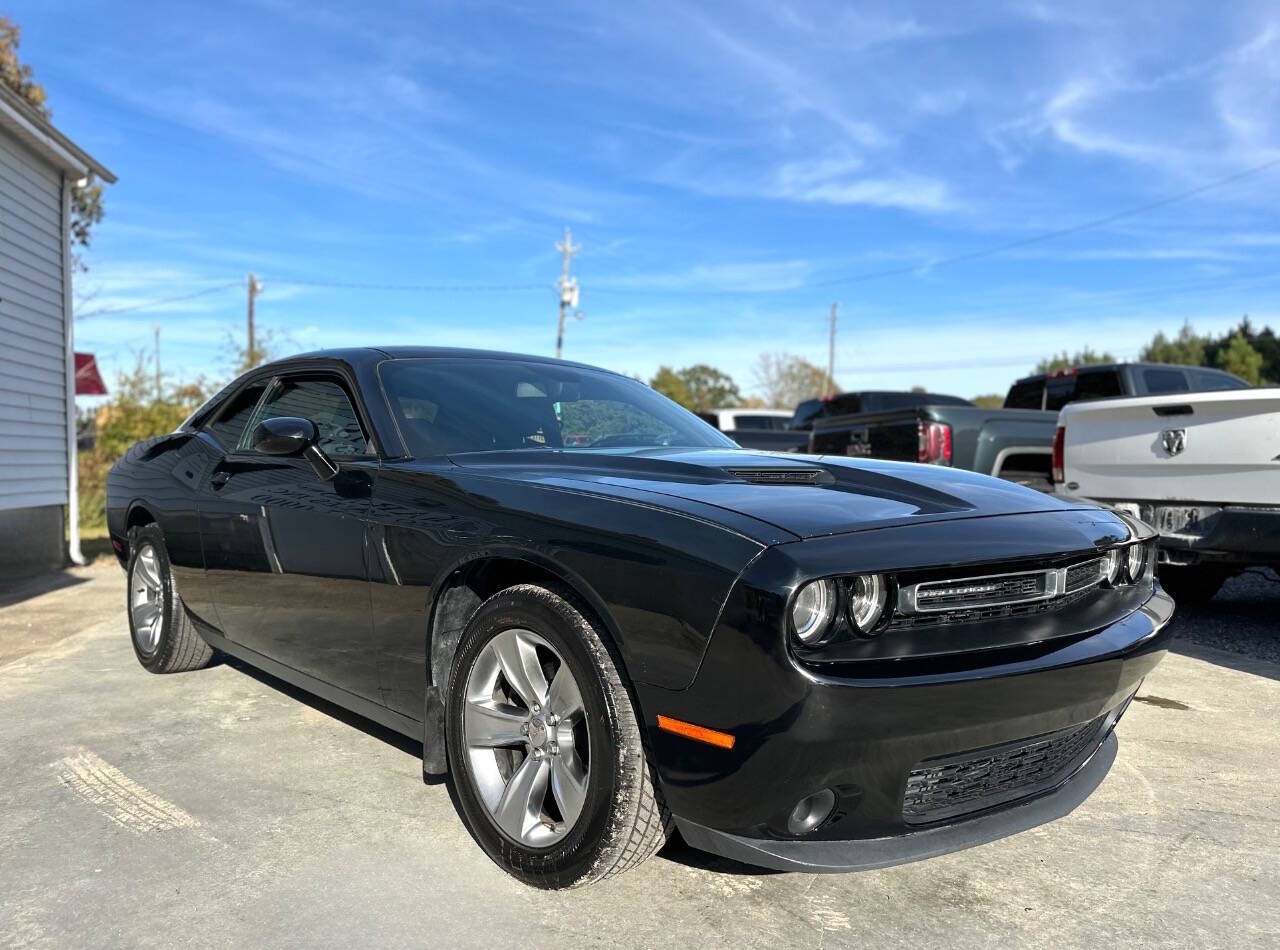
[1166,568,1280,683]
[220,652,778,877]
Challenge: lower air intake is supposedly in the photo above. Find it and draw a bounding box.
[902,715,1107,824]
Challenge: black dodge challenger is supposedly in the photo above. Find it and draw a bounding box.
[106,347,1174,888]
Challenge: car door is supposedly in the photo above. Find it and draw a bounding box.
[197,371,379,701]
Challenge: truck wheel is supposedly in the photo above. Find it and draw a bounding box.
[1157,565,1229,607]
[126,524,215,673]
[445,584,670,888]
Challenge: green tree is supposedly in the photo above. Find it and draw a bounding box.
[649,366,690,408]
[971,393,1004,408]
[752,353,837,408]
[79,356,212,534]
[1034,347,1116,374]
[648,364,740,411]
[0,17,103,259]
[1140,322,1206,366]
[1215,330,1264,384]
[1204,317,1278,384]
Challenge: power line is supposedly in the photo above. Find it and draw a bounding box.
[587,157,1280,298]
[75,282,240,318]
[808,156,1280,289]
[263,276,551,292]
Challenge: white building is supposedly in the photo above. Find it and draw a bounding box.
[0,83,114,574]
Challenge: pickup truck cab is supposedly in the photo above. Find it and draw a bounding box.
[1005,363,1249,411]
[809,391,1059,489]
[1054,387,1280,604]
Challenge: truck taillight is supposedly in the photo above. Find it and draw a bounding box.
[917,421,952,465]
[1052,426,1065,484]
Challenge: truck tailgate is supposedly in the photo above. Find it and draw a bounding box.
[1060,389,1280,505]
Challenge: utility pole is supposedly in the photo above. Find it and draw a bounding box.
[153,324,161,399]
[826,302,838,395]
[247,273,263,367]
[555,227,581,359]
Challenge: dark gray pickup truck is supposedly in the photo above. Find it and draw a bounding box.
[808,391,1058,488]
[807,362,1253,490]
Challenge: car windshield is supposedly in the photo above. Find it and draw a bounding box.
[379,358,736,456]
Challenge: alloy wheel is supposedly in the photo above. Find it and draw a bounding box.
[462,627,590,848]
[130,543,164,653]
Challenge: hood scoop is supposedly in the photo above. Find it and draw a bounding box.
[724,466,832,485]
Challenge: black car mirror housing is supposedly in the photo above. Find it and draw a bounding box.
[250,416,339,481]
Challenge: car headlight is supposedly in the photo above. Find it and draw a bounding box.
[791,579,837,644]
[1104,548,1124,585]
[847,573,887,633]
[1125,543,1148,583]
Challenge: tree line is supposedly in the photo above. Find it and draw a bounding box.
[1034,318,1276,384]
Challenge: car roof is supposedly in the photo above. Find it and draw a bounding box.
[266,346,623,377]
[1010,362,1245,386]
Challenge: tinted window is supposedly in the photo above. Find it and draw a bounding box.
[204,383,266,449]
[825,394,861,416]
[1004,379,1043,410]
[862,392,972,412]
[1143,369,1190,394]
[789,399,824,429]
[695,411,721,429]
[246,378,369,457]
[1045,377,1077,411]
[379,359,734,456]
[1189,369,1249,391]
[1072,370,1123,402]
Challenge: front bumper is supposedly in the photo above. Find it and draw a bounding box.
[636,528,1175,871]
[676,731,1117,873]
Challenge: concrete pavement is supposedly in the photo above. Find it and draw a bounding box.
[0,564,1277,948]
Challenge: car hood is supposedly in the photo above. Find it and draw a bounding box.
[447,448,1096,540]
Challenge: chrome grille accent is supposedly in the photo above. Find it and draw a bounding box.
[897,554,1109,618]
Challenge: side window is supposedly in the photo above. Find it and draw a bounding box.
[245,377,369,457]
[1143,369,1190,394]
[1189,370,1249,391]
[204,383,266,450]
[1073,371,1123,402]
[1004,380,1044,410]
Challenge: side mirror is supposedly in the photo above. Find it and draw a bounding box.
[250,416,339,481]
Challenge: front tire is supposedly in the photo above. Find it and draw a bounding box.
[126,524,215,673]
[445,584,670,888]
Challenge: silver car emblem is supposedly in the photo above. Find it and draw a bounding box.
[1160,428,1186,457]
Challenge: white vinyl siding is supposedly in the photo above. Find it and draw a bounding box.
[0,129,66,513]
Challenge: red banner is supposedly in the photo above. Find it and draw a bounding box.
[74,352,107,396]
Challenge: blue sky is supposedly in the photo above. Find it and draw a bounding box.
[15,0,1280,400]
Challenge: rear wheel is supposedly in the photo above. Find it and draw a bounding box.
[126,524,215,673]
[445,584,670,888]
[1158,565,1230,607]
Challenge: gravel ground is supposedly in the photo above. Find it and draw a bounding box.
[1166,567,1280,665]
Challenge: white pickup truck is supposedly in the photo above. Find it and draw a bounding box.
[1053,387,1280,604]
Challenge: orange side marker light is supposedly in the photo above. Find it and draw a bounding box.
[657,715,735,749]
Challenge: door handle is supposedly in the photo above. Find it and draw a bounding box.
[211,470,232,489]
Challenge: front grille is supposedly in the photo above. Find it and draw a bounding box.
[895,553,1110,627]
[1064,556,1106,593]
[886,585,1092,630]
[902,715,1106,824]
[914,572,1045,610]
[724,467,825,485]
